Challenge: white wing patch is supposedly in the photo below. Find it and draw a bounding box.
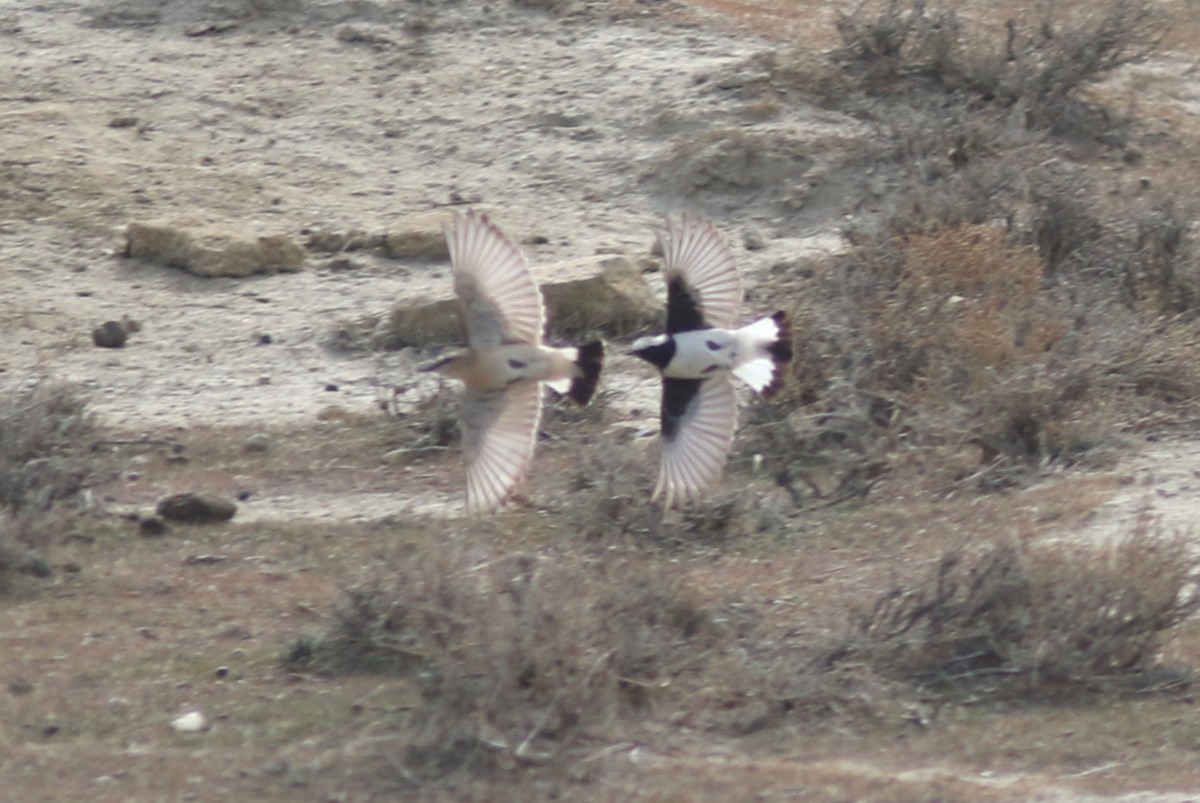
[444,210,545,349]
[660,214,743,330]
[654,377,737,509]
[461,382,543,513]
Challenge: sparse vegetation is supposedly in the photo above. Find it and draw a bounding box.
[286,540,721,776]
[845,519,1200,691]
[833,0,1168,138]
[728,0,1200,504]
[0,382,95,585]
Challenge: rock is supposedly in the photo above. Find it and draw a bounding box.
[380,212,449,261]
[8,677,34,696]
[743,225,768,251]
[139,516,169,536]
[156,493,237,524]
[378,253,658,347]
[539,254,660,338]
[244,433,271,453]
[18,555,53,579]
[171,711,208,733]
[376,296,461,348]
[124,221,306,277]
[304,228,383,254]
[92,320,128,348]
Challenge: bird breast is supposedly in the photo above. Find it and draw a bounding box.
[460,343,575,390]
[662,329,737,379]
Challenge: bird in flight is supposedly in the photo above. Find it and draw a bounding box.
[630,214,792,508]
[421,210,604,513]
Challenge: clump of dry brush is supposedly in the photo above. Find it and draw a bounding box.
[847,520,1200,692]
[0,382,94,585]
[285,539,723,777]
[710,0,1197,508]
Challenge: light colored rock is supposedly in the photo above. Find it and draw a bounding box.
[380,212,450,261]
[378,253,659,347]
[378,296,461,349]
[171,711,208,733]
[124,221,306,277]
[244,433,271,453]
[538,254,660,338]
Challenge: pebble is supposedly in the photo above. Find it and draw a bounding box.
[171,711,208,733]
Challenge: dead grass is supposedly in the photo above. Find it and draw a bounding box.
[833,0,1169,139]
[285,539,723,778]
[844,515,1200,691]
[0,382,96,586]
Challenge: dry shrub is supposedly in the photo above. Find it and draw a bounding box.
[748,145,1200,500]
[0,382,93,585]
[744,223,1079,499]
[833,0,1167,139]
[850,522,1200,690]
[287,540,720,776]
[0,382,94,514]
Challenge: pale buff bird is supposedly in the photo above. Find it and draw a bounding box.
[422,210,603,513]
[630,214,792,509]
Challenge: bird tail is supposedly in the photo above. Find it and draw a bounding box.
[732,311,792,397]
[567,340,605,405]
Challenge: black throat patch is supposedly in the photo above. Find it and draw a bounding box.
[632,336,676,371]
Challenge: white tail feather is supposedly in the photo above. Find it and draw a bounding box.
[732,314,787,394]
[733,357,777,393]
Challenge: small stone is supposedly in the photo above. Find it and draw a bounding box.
[139,517,169,536]
[323,383,339,392]
[18,555,53,579]
[108,115,139,128]
[92,321,128,348]
[171,711,208,733]
[8,678,34,696]
[743,225,768,251]
[244,433,271,453]
[156,493,237,524]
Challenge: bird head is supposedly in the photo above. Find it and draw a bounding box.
[629,334,675,370]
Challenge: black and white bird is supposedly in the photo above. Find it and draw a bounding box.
[422,210,604,513]
[630,214,792,508]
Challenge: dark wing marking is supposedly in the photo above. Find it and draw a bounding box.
[655,376,737,508]
[659,214,742,333]
[666,274,706,333]
[444,210,544,350]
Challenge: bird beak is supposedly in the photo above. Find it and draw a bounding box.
[418,356,456,373]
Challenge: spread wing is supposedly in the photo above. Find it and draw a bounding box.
[654,376,737,508]
[658,214,742,333]
[444,210,544,350]
[460,383,543,513]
